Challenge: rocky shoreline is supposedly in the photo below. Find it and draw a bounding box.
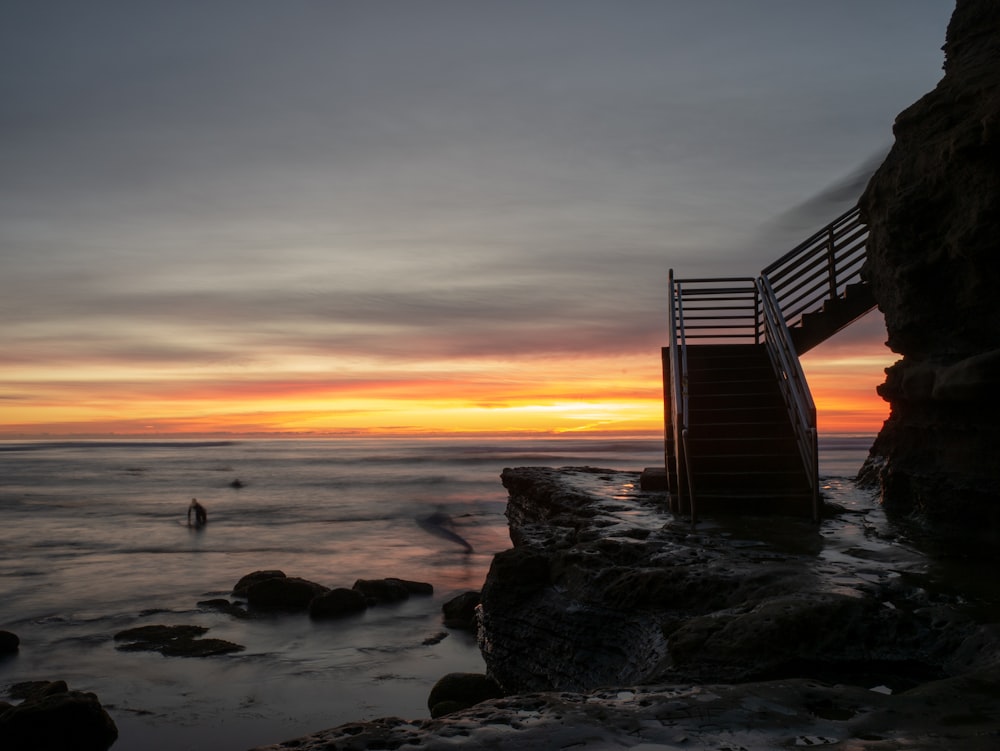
[249,466,1000,750]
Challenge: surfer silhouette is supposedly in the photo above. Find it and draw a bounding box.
[187,498,207,526]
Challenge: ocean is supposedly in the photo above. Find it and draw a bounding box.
[0,434,876,750]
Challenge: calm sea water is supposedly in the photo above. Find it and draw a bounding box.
[0,434,873,750]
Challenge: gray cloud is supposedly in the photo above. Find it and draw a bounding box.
[1,1,951,405]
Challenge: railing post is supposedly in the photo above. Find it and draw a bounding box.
[827,225,838,300]
[754,283,761,344]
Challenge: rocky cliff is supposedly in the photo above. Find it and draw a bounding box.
[859,0,1000,542]
[477,467,992,694]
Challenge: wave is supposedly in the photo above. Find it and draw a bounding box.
[0,440,238,452]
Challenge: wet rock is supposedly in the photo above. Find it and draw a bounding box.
[114,624,245,656]
[232,569,287,597]
[0,680,118,751]
[197,598,250,618]
[442,590,480,630]
[250,669,1000,750]
[422,631,448,645]
[245,576,329,612]
[426,672,503,718]
[352,577,433,604]
[0,629,19,654]
[309,587,368,619]
[479,467,980,693]
[9,681,69,700]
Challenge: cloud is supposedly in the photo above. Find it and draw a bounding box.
[0,1,953,433]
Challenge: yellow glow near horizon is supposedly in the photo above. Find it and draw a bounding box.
[1,336,895,437]
[0,351,667,436]
[800,341,894,435]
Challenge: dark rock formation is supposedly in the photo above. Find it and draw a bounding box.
[231,571,434,619]
[250,672,1000,750]
[245,576,329,612]
[441,590,481,631]
[232,569,287,597]
[478,467,989,694]
[197,598,250,618]
[0,629,19,654]
[352,577,433,604]
[0,680,118,751]
[859,0,1000,543]
[114,624,245,656]
[426,672,503,718]
[309,587,368,619]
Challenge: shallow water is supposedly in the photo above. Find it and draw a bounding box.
[2,434,957,750]
[0,435,662,750]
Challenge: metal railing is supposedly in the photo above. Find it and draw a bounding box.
[757,275,819,520]
[667,275,760,522]
[665,205,867,521]
[667,273,818,521]
[666,270,692,518]
[761,206,868,329]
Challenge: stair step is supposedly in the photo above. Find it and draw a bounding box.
[692,471,810,492]
[688,378,778,392]
[680,422,793,440]
[686,436,800,453]
[688,368,775,388]
[686,493,815,516]
[690,454,806,473]
[688,406,791,424]
[689,393,785,410]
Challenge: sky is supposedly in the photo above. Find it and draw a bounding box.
[1,0,955,438]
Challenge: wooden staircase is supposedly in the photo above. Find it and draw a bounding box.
[655,205,874,521]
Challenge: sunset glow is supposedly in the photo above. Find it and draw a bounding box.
[1,338,894,438]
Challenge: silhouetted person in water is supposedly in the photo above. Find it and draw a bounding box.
[188,498,207,526]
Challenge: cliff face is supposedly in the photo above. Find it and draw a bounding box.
[859,0,1000,542]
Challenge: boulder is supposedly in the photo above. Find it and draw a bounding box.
[352,577,433,604]
[0,629,19,654]
[245,576,329,611]
[441,591,480,631]
[426,672,503,718]
[114,624,245,656]
[309,588,368,619]
[233,569,287,597]
[0,680,118,751]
